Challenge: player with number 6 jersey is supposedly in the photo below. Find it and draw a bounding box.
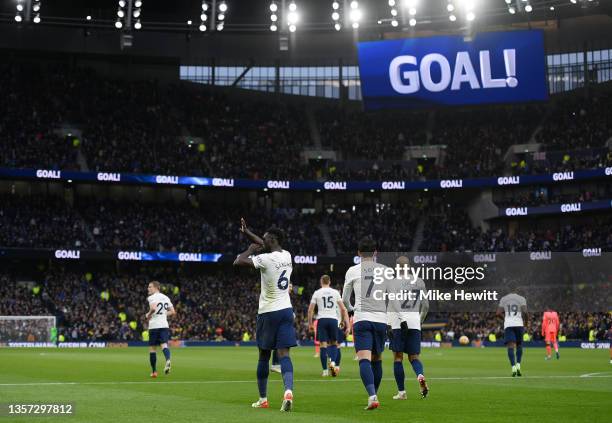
[233,219,296,412]
[145,280,176,378]
[497,292,528,377]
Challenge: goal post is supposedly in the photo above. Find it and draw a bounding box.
[0,316,57,343]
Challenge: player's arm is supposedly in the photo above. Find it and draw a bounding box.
[496,306,504,317]
[521,304,528,327]
[541,314,546,337]
[166,305,176,318]
[307,301,316,333]
[341,273,355,312]
[337,300,351,335]
[233,243,263,267]
[240,218,264,246]
[145,303,156,321]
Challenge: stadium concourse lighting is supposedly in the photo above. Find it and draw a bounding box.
[216,1,227,31]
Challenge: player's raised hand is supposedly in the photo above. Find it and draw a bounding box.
[240,218,247,233]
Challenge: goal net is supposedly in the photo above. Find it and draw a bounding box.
[0,316,57,343]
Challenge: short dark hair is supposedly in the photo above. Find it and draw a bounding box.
[358,237,377,257]
[150,280,161,290]
[266,227,285,245]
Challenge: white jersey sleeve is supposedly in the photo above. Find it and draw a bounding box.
[148,293,173,330]
[254,250,293,314]
[499,293,527,329]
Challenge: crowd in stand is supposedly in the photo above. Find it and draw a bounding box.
[0,268,313,343]
[420,206,612,252]
[494,184,612,207]
[0,195,92,249]
[1,267,609,343]
[443,312,612,343]
[1,62,611,183]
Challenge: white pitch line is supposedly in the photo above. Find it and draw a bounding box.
[1,374,611,387]
[580,372,612,378]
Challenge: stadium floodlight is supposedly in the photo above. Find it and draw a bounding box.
[271,14,277,21]
[570,0,577,3]
[334,22,341,30]
[466,11,475,21]
[508,6,516,14]
[15,14,22,22]
[133,9,141,18]
[134,19,142,29]
[289,24,296,32]
[16,4,24,12]
[505,0,511,3]
[216,23,224,31]
[115,18,123,28]
[409,18,416,26]
[332,12,339,20]
[288,11,299,25]
[187,20,192,25]
[270,23,277,31]
[219,1,227,12]
[32,2,41,13]
[218,13,225,20]
[525,4,533,12]
[449,13,456,21]
[352,22,359,29]
[391,19,398,26]
[388,0,395,6]
[202,2,209,11]
[118,0,126,7]
[349,9,362,22]
[447,4,455,12]
[117,8,125,18]
[289,1,297,12]
[270,2,278,12]
[550,6,555,10]
[135,0,142,7]
[199,23,206,31]
[350,0,358,9]
[409,7,416,15]
[332,1,340,10]
[86,15,92,20]
[201,13,207,20]
[33,13,41,23]
[391,8,398,16]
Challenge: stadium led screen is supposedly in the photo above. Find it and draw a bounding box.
[358,30,548,110]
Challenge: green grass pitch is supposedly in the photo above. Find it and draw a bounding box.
[0,346,611,422]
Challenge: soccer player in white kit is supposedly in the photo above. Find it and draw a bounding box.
[497,291,528,377]
[307,275,350,377]
[234,219,296,412]
[145,281,176,378]
[342,238,389,410]
[387,256,429,400]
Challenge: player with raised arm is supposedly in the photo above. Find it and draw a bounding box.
[233,219,296,412]
[145,281,176,378]
[307,275,350,377]
[497,290,528,377]
[342,238,389,410]
[387,256,429,400]
[542,308,560,360]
